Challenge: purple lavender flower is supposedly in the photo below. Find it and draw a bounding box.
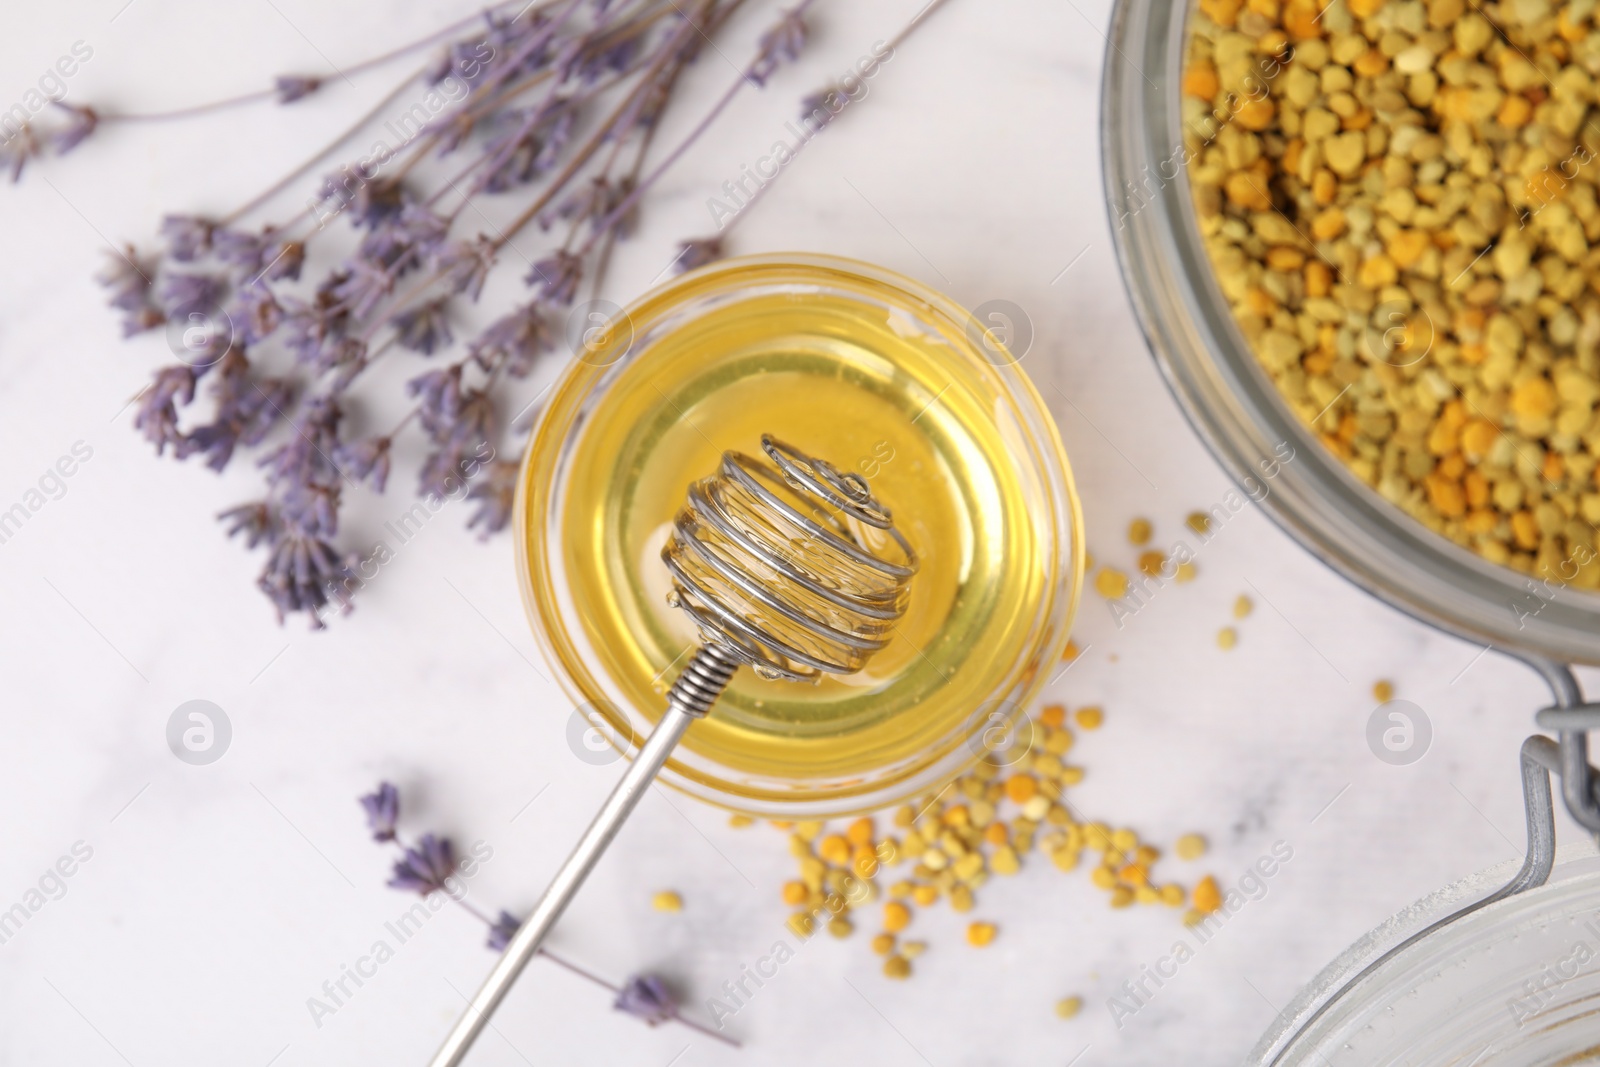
[275,75,323,104]
[487,910,521,951]
[406,365,464,429]
[215,226,302,281]
[334,435,393,492]
[674,236,723,273]
[749,8,808,87]
[121,306,166,337]
[614,975,675,1026]
[469,303,552,379]
[48,104,98,154]
[134,366,197,456]
[360,206,449,274]
[0,126,40,182]
[466,460,519,537]
[219,501,280,549]
[280,289,351,365]
[258,395,343,491]
[97,245,156,312]
[267,240,305,282]
[526,250,582,305]
[231,283,285,345]
[159,272,227,317]
[160,214,217,262]
[257,528,356,627]
[351,177,409,229]
[213,227,269,274]
[178,353,293,470]
[388,833,457,895]
[308,336,369,382]
[332,260,397,320]
[359,782,400,842]
[800,86,845,128]
[393,298,453,355]
[437,237,497,301]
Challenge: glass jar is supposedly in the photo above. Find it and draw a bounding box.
[515,254,1083,817]
[1100,0,1600,667]
[1250,845,1600,1065]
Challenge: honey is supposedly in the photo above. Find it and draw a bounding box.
[521,257,1080,811]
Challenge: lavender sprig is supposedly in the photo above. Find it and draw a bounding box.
[26,0,946,627]
[357,782,739,1046]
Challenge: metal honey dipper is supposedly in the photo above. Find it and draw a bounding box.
[430,434,919,1065]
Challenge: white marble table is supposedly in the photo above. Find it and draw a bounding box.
[3,1,1597,1064]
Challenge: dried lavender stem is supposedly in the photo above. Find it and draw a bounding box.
[487,0,717,250]
[226,64,434,229]
[357,13,706,342]
[579,0,819,257]
[443,884,740,1049]
[102,0,546,125]
[707,0,953,243]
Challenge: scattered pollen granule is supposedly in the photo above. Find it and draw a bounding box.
[766,700,1214,1004]
[1095,568,1130,599]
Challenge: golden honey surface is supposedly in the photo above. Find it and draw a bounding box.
[557,284,1053,786]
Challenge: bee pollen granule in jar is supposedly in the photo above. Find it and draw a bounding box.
[1183,0,1600,587]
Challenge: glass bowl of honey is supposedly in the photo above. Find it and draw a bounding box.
[516,253,1083,817]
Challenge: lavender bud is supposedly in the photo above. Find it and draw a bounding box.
[614,975,675,1026]
[749,8,808,87]
[160,214,217,262]
[48,104,98,155]
[387,833,457,896]
[274,75,323,104]
[334,436,393,493]
[674,237,723,274]
[393,298,454,355]
[466,460,519,538]
[218,502,280,549]
[359,782,400,842]
[469,302,552,379]
[97,245,156,312]
[134,365,197,456]
[159,272,227,317]
[525,250,582,305]
[257,529,356,627]
[486,910,521,952]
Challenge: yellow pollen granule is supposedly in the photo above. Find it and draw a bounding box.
[1095,568,1130,599]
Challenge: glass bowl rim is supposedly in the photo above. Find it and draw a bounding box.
[513,251,1086,816]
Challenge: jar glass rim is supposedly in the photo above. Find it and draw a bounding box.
[1102,0,1600,665]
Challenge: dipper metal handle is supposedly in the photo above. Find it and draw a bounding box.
[429,435,917,1065]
